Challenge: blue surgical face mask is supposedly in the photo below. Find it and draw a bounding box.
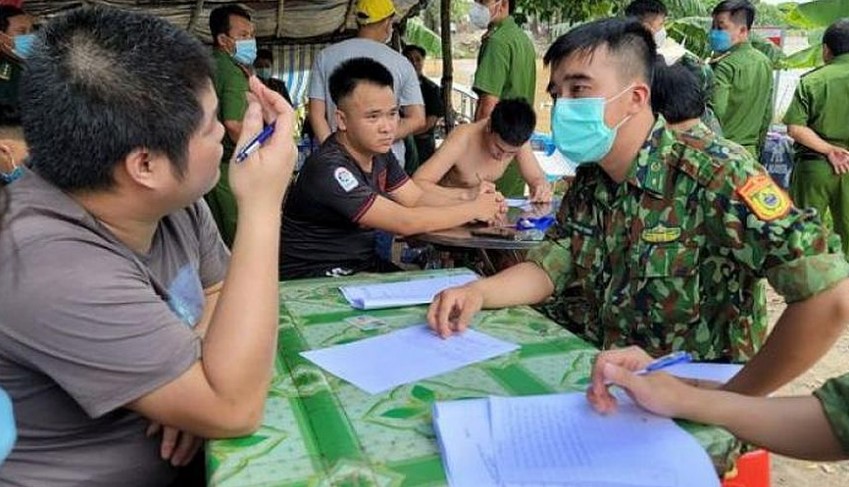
[12,33,35,59]
[550,85,634,165]
[0,164,22,185]
[232,38,257,66]
[256,67,272,79]
[709,29,733,53]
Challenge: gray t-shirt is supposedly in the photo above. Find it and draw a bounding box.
[308,37,424,165]
[0,169,229,486]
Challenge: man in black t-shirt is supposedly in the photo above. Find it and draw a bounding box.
[403,44,444,166]
[280,57,504,279]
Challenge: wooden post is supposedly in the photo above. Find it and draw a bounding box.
[187,0,206,34]
[275,0,287,38]
[440,0,454,132]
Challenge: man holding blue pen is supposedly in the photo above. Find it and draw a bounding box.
[0,7,296,485]
[589,346,849,462]
[428,18,849,398]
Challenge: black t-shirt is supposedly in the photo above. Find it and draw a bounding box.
[279,135,409,279]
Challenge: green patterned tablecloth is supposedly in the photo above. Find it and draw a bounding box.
[207,269,741,486]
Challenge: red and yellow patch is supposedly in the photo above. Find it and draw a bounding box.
[737,174,791,221]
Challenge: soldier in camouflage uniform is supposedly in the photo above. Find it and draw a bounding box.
[586,345,849,460]
[428,18,849,397]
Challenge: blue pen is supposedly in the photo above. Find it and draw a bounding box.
[635,351,692,376]
[235,121,276,163]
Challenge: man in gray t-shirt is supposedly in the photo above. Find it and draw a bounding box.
[307,0,424,166]
[0,6,296,486]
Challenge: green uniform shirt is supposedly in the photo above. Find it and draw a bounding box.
[473,16,536,197]
[709,42,774,156]
[528,118,848,361]
[782,53,849,162]
[212,49,249,163]
[814,373,849,455]
[206,49,250,248]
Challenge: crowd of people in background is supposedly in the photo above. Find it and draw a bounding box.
[1,0,849,485]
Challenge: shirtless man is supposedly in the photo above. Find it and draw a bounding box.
[413,98,552,202]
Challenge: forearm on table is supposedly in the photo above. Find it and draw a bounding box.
[470,262,554,309]
[201,208,282,404]
[413,180,472,205]
[724,281,849,396]
[680,389,845,461]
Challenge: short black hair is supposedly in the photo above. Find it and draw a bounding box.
[209,5,251,46]
[651,62,705,123]
[256,48,274,63]
[20,6,214,192]
[712,0,755,30]
[402,44,426,58]
[824,18,849,57]
[0,6,26,33]
[624,0,668,20]
[329,57,394,106]
[489,98,536,146]
[543,18,656,86]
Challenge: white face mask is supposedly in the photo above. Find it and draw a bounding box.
[654,28,668,48]
[469,3,491,30]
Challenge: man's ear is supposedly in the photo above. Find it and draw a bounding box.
[823,44,833,63]
[335,109,347,132]
[216,33,232,52]
[122,148,163,189]
[629,83,651,113]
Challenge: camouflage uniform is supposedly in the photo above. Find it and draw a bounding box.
[814,373,849,454]
[528,118,849,362]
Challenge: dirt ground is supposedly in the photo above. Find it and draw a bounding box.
[765,287,849,486]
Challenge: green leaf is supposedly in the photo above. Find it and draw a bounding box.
[411,385,437,403]
[751,36,786,68]
[381,406,425,419]
[668,17,712,59]
[404,18,442,59]
[797,0,849,26]
[779,44,824,69]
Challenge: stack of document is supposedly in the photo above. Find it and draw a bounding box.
[301,324,519,394]
[339,272,478,310]
[433,393,720,487]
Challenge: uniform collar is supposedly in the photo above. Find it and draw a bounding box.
[488,15,516,35]
[830,53,849,66]
[622,116,677,198]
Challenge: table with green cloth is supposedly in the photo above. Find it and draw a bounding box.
[206,269,741,486]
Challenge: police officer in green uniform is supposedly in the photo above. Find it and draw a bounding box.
[586,345,849,461]
[427,18,849,397]
[205,5,256,247]
[708,0,773,160]
[625,0,722,135]
[470,0,538,198]
[0,6,33,124]
[784,19,849,257]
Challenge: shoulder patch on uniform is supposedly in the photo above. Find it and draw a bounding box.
[737,174,791,221]
[334,167,359,192]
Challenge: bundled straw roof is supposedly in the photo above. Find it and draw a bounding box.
[21,0,429,44]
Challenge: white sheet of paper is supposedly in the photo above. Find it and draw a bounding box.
[301,324,519,394]
[506,198,531,208]
[489,393,720,487]
[663,362,743,384]
[433,399,546,487]
[339,272,477,310]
